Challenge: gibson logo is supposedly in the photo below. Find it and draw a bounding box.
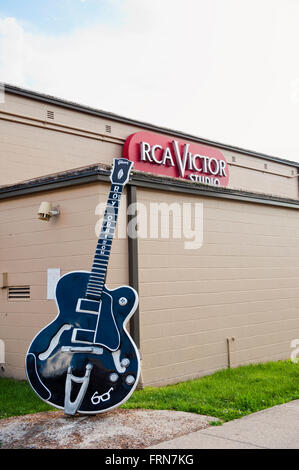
[123,131,229,187]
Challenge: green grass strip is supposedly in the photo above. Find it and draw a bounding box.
[122,360,299,421]
[0,360,298,421]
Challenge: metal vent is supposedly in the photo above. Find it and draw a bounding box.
[232,156,236,162]
[105,124,111,133]
[264,163,268,169]
[8,286,30,300]
[47,110,54,119]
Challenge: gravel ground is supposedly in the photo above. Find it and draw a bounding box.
[0,408,218,449]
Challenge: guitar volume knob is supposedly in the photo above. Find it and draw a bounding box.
[109,373,119,383]
[120,358,130,368]
[125,375,135,385]
[119,297,128,306]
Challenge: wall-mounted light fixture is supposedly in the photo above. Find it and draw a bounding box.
[38,202,60,221]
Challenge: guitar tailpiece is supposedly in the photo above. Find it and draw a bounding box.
[64,363,93,416]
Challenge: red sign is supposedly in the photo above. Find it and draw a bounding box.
[123,131,229,187]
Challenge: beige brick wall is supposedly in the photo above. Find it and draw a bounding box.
[0,92,141,186]
[0,116,122,186]
[1,90,299,385]
[1,92,298,200]
[137,188,299,386]
[1,181,299,385]
[223,149,298,199]
[0,182,129,379]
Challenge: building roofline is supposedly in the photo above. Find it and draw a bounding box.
[4,83,299,169]
[0,162,299,210]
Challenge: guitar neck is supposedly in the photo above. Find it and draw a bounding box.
[85,183,124,300]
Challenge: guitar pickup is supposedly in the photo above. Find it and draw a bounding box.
[76,298,101,314]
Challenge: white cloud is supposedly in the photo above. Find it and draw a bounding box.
[1,0,299,161]
[0,17,25,84]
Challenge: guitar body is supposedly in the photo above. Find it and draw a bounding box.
[26,271,140,414]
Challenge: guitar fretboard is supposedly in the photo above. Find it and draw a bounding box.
[85,183,123,300]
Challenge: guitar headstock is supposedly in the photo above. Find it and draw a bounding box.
[110,158,134,186]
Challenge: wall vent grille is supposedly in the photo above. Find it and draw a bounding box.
[8,286,30,300]
[47,110,54,119]
[105,124,111,133]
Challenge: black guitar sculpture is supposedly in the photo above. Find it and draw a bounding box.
[26,158,140,415]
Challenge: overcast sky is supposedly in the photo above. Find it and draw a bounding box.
[1,0,299,162]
